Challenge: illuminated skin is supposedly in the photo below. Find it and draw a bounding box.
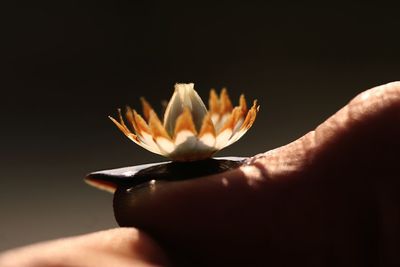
[1,82,400,266]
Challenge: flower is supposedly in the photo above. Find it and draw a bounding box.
[110,83,259,161]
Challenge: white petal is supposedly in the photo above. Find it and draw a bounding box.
[154,137,176,155]
[224,114,252,147]
[199,133,216,148]
[232,118,244,134]
[137,132,163,155]
[211,114,220,126]
[215,128,233,149]
[226,128,248,146]
[126,134,165,156]
[174,130,197,147]
[174,130,198,152]
[167,130,216,161]
[109,116,164,156]
[213,113,230,133]
[163,83,208,135]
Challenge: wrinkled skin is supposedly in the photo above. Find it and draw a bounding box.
[1,82,400,267]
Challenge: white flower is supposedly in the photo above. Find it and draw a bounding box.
[110,83,259,161]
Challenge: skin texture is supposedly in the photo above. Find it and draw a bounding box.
[1,81,400,266]
[0,228,169,267]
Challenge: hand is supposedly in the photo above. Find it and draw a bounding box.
[0,228,169,267]
[1,81,400,266]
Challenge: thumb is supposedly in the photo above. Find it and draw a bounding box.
[115,81,400,266]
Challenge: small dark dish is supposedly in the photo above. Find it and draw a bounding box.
[85,157,246,226]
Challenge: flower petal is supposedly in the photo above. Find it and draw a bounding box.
[198,113,216,147]
[226,100,260,146]
[219,88,233,115]
[240,100,259,131]
[209,88,220,125]
[171,107,200,160]
[215,128,233,149]
[239,94,248,114]
[140,97,154,122]
[109,112,162,154]
[174,107,197,154]
[174,106,197,138]
[149,110,175,155]
[131,109,162,155]
[109,110,137,141]
[168,109,217,161]
[125,106,137,131]
[215,109,236,149]
[163,83,208,136]
[227,94,247,133]
[210,88,233,132]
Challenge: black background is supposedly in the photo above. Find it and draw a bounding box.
[1,2,399,250]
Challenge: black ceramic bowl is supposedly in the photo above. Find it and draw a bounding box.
[85,157,246,226]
